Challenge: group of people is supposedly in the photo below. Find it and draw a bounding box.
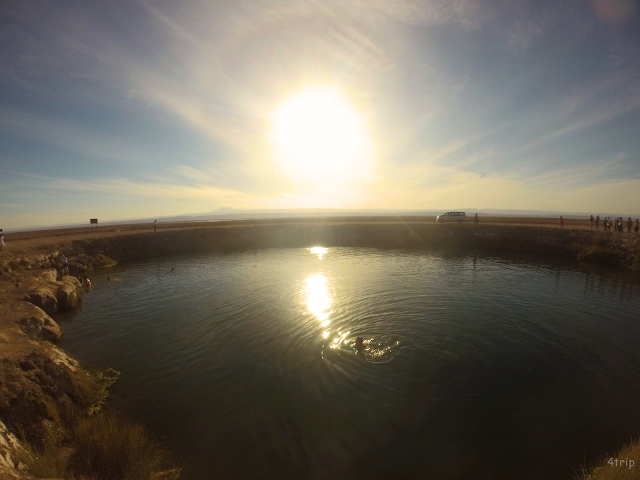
[44,254,71,279]
[588,215,639,233]
[42,254,90,286]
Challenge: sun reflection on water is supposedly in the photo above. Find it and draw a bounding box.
[330,330,350,349]
[308,247,328,259]
[303,273,332,324]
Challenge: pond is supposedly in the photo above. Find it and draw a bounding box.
[60,247,640,480]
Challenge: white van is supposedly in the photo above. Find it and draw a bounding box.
[436,212,467,223]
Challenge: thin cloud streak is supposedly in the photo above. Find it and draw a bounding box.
[1,0,640,228]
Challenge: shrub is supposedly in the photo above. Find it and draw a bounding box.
[86,368,120,416]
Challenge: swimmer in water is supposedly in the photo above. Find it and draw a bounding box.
[83,275,91,288]
[107,276,111,281]
[171,267,175,272]
[355,336,364,352]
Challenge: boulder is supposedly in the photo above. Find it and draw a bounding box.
[57,277,82,311]
[23,287,58,315]
[23,275,82,315]
[17,311,62,343]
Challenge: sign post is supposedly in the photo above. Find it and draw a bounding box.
[90,219,98,230]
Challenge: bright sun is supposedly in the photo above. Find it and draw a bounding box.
[270,86,372,188]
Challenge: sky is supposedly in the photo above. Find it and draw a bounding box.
[1,0,639,229]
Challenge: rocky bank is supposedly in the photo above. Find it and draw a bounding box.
[66,219,640,268]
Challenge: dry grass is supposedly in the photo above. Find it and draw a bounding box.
[17,410,181,480]
[16,427,70,478]
[69,412,181,480]
[577,439,640,480]
[14,367,181,480]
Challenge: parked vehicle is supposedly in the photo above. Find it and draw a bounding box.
[436,212,467,223]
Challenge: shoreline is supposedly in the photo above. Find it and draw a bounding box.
[4,216,640,268]
[1,218,640,478]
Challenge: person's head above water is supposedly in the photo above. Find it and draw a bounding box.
[355,336,364,351]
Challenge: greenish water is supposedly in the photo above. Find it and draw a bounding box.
[60,248,640,479]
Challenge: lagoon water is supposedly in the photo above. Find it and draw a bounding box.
[60,248,640,480]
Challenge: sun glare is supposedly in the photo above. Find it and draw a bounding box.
[303,273,332,326]
[270,86,372,188]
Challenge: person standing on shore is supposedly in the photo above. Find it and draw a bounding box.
[595,215,600,230]
[635,219,639,234]
[560,216,565,228]
[627,217,632,233]
[0,229,4,251]
[154,220,157,233]
[474,213,479,224]
[590,215,594,230]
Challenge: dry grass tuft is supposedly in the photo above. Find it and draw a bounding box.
[577,439,640,480]
[18,411,181,480]
[14,366,181,480]
[69,412,181,480]
[16,427,70,478]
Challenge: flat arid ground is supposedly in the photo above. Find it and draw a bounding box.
[1,215,616,253]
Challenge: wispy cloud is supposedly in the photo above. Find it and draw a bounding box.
[2,0,640,227]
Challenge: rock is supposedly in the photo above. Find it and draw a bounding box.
[47,346,79,371]
[17,311,62,343]
[0,451,42,479]
[57,277,82,311]
[23,275,82,315]
[70,253,116,270]
[41,269,57,281]
[23,287,58,315]
[2,451,15,469]
[0,420,21,475]
[0,423,21,455]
